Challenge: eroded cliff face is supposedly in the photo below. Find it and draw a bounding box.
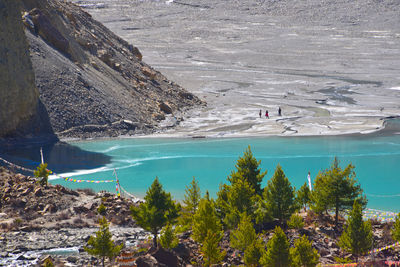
[0,0,204,139]
[0,0,40,138]
[21,0,204,138]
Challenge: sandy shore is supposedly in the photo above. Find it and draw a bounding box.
[73,0,399,137]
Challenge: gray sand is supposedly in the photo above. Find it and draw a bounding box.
[71,0,400,137]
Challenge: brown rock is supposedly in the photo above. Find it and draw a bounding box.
[34,187,43,196]
[142,67,156,80]
[151,247,179,267]
[159,102,173,114]
[21,187,32,196]
[135,255,160,267]
[42,204,57,214]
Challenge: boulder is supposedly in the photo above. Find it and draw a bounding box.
[159,102,173,114]
[172,243,190,260]
[151,247,179,267]
[142,66,156,80]
[135,255,159,267]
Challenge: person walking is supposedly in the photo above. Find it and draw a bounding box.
[278,107,282,116]
[259,109,262,118]
[265,110,269,119]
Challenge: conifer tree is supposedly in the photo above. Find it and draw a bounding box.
[311,157,367,227]
[254,199,273,230]
[34,163,51,186]
[84,217,123,267]
[192,192,222,244]
[224,179,258,228]
[159,223,179,250]
[310,171,331,215]
[263,164,296,225]
[296,182,311,211]
[192,192,225,266]
[290,235,319,267]
[131,177,180,247]
[178,177,201,231]
[393,213,400,242]
[260,226,291,267]
[183,177,201,214]
[230,213,257,252]
[244,236,264,267]
[228,145,267,195]
[339,200,372,262]
[200,230,226,266]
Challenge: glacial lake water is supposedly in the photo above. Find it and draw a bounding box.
[44,133,400,213]
[1,130,399,213]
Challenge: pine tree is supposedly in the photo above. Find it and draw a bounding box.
[260,226,291,267]
[310,171,331,215]
[311,157,367,227]
[244,236,264,267]
[224,178,258,229]
[192,193,225,266]
[192,192,222,244]
[263,164,296,225]
[254,198,273,230]
[339,200,372,262]
[131,177,180,248]
[290,235,319,267]
[296,182,311,211]
[228,145,267,195]
[216,146,267,229]
[200,230,226,266]
[230,213,257,252]
[34,163,51,186]
[393,213,400,242]
[84,217,123,267]
[182,177,201,215]
[159,223,179,250]
[178,177,201,231]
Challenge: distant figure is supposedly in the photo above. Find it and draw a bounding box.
[265,110,269,119]
[259,109,262,118]
[278,107,282,116]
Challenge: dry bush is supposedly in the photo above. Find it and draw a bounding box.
[382,222,394,244]
[56,212,70,221]
[305,210,317,226]
[77,188,96,196]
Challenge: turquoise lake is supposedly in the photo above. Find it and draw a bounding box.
[48,134,400,212]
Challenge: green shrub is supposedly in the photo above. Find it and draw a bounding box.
[97,202,106,215]
[287,213,304,229]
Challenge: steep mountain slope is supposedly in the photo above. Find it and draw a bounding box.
[0,0,204,139]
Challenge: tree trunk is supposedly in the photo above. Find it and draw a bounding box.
[335,204,339,229]
[153,231,158,248]
[102,256,105,267]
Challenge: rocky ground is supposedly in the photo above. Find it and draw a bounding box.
[72,0,400,137]
[1,167,399,266]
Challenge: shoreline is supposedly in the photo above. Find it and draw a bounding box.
[62,115,400,143]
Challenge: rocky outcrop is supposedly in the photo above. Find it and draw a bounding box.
[0,0,204,139]
[0,0,51,138]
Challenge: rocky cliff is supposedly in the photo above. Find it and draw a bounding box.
[0,0,52,138]
[0,0,204,139]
